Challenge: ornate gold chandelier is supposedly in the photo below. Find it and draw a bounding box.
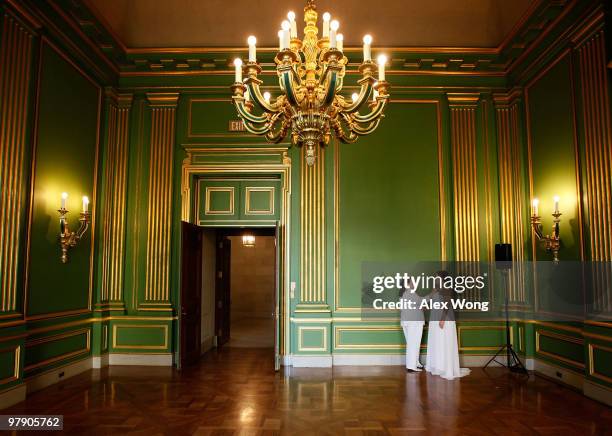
[230,0,390,165]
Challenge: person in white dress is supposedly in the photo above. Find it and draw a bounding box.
[400,279,425,372]
[425,272,471,380]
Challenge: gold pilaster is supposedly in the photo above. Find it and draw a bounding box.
[143,93,179,308]
[0,12,34,314]
[300,147,326,305]
[576,29,612,314]
[98,90,133,309]
[494,90,527,302]
[448,94,480,263]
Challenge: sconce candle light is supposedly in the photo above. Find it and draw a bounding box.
[530,196,562,262]
[58,193,91,263]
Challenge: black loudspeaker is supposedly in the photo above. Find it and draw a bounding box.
[495,243,512,270]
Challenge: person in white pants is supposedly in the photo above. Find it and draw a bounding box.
[400,280,425,372]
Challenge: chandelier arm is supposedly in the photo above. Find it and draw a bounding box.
[350,98,388,123]
[321,70,339,107]
[244,121,273,135]
[331,115,358,144]
[245,81,282,113]
[337,82,374,113]
[280,70,300,106]
[265,115,291,143]
[233,98,269,124]
[347,117,382,136]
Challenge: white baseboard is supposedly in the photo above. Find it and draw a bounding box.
[0,384,26,409]
[583,379,612,406]
[286,354,536,369]
[92,354,109,369]
[333,354,407,366]
[534,359,584,390]
[291,355,332,367]
[108,353,173,366]
[26,357,92,395]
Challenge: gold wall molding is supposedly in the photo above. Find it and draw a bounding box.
[144,93,179,304]
[99,89,132,305]
[575,28,612,315]
[300,147,326,305]
[131,99,146,311]
[112,324,169,350]
[0,11,34,313]
[448,93,481,262]
[494,90,527,302]
[244,187,275,215]
[297,326,328,352]
[576,29,611,262]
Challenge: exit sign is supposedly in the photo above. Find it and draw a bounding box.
[228,120,246,132]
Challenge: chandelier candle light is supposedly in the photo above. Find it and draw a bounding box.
[231,0,390,165]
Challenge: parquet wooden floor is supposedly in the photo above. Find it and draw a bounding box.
[5,348,612,435]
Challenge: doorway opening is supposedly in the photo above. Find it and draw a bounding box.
[180,223,279,368]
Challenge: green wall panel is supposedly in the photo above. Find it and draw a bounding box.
[0,346,20,385]
[588,341,612,385]
[526,54,584,317]
[24,328,90,374]
[240,179,280,221]
[334,326,405,351]
[177,98,260,144]
[27,41,100,317]
[526,54,581,261]
[536,328,584,370]
[337,101,443,310]
[112,324,169,351]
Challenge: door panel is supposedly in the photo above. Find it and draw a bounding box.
[274,222,281,371]
[215,235,232,346]
[180,221,203,367]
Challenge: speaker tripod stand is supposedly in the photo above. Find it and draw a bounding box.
[484,270,529,374]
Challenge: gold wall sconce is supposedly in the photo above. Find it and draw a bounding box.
[58,192,91,263]
[530,196,561,262]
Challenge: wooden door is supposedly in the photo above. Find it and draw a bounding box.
[215,235,232,347]
[180,221,203,368]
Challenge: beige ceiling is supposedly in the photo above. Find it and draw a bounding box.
[86,0,536,49]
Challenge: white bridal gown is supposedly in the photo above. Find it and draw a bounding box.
[425,290,471,380]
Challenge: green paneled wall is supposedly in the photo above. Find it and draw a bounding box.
[0,0,610,408]
[337,101,444,309]
[27,41,100,317]
[525,54,581,261]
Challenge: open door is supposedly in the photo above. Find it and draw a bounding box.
[180,221,202,368]
[274,222,281,371]
[215,235,231,347]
